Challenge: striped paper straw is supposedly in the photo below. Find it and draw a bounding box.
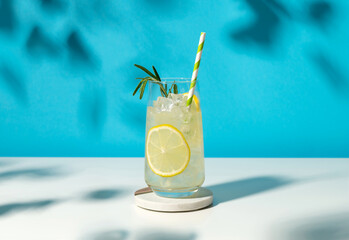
[187,32,206,106]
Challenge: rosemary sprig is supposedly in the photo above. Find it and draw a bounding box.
[133,64,178,99]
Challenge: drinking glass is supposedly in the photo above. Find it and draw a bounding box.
[144,78,205,198]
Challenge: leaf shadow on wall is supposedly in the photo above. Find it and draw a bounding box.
[230,0,291,50]
[309,51,349,96]
[26,25,61,58]
[0,63,28,105]
[40,0,67,14]
[78,86,107,137]
[307,1,333,29]
[0,0,16,33]
[66,29,99,71]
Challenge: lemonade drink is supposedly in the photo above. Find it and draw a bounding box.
[145,85,205,197]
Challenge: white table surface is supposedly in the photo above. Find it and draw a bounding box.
[0,157,348,240]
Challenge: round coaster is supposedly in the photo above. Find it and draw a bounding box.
[135,187,213,212]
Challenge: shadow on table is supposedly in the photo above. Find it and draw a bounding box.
[207,176,292,206]
[134,230,197,240]
[271,212,349,240]
[0,160,15,168]
[82,229,128,240]
[83,229,196,240]
[0,167,64,182]
[0,199,60,217]
[82,188,125,201]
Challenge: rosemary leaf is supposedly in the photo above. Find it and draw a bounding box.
[152,66,161,81]
[173,84,178,94]
[139,82,146,99]
[161,85,168,97]
[133,64,169,99]
[133,79,144,96]
[153,82,168,97]
[134,64,157,79]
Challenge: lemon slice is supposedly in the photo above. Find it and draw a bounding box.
[146,124,190,177]
[183,93,200,111]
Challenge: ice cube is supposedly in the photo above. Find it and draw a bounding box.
[162,98,173,111]
[152,93,189,112]
[153,96,172,111]
[168,93,186,106]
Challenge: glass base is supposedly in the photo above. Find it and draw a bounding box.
[151,186,199,198]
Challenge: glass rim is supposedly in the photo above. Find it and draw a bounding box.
[149,78,192,84]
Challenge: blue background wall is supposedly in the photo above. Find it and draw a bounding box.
[1,0,349,157]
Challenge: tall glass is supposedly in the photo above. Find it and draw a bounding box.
[145,78,205,198]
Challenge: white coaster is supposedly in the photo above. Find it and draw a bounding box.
[135,187,213,212]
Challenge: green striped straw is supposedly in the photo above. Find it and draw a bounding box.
[186,32,206,106]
